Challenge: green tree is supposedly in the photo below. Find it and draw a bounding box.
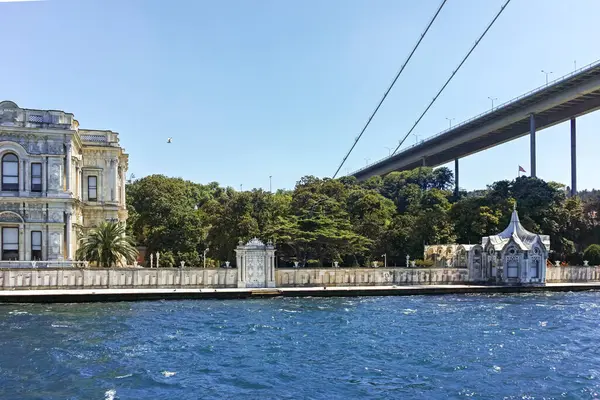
[76,222,138,268]
[126,175,212,266]
[583,244,600,265]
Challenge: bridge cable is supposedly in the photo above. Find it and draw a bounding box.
[392,0,511,155]
[331,0,448,179]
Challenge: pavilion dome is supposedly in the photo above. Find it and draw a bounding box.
[482,209,550,252]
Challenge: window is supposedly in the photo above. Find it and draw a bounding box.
[31,163,42,192]
[88,176,97,201]
[2,227,19,260]
[507,262,518,278]
[531,259,539,278]
[2,153,19,191]
[31,231,42,260]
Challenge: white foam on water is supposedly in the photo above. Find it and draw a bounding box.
[539,321,548,327]
[116,373,132,379]
[493,366,501,372]
[162,371,176,377]
[105,389,116,400]
[8,311,28,315]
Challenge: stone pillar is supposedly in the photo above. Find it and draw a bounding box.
[236,250,243,285]
[65,143,72,192]
[570,118,577,196]
[65,211,72,260]
[42,157,47,195]
[75,166,79,198]
[112,158,118,201]
[19,159,25,192]
[23,160,29,194]
[530,114,536,178]
[16,223,24,261]
[541,256,547,283]
[454,158,459,197]
[267,249,276,288]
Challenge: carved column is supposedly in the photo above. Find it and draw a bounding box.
[75,165,79,198]
[65,143,72,192]
[19,223,25,261]
[42,156,47,196]
[111,158,118,201]
[22,160,29,193]
[65,211,72,260]
[20,160,25,192]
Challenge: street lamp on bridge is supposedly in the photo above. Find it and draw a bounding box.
[488,96,498,110]
[384,146,392,156]
[541,70,553,85]
[364,158,370,166]
[446,117,455,129]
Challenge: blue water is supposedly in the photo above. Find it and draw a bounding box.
[1,292,600,399]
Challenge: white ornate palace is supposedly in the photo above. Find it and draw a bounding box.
[0,101,128,263]
[425,208,550,284]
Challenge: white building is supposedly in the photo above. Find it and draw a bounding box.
[425,208,550,285]
[0,101,128,265]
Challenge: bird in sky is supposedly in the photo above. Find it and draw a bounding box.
[167,137,172,143]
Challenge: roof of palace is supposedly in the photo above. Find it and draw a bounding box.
[482,209,551,252]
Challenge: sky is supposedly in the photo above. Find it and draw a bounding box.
[0,0,599,192]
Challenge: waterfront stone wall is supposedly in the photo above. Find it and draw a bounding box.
[275,268,469,286]
[0,268,238,290]
[0,267,469,290]
[546,266,600,282]
[1,266,598,291]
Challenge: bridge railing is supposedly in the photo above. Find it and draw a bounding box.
[350,57,600,176]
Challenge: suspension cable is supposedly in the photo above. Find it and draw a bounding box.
[332,0,448,178]
[393,0,511,155]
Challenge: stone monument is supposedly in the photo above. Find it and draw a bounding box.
[235,238,276,288]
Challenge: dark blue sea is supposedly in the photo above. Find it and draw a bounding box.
[1,292,600,399]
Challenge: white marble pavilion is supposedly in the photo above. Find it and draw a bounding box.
[426,208,550,285]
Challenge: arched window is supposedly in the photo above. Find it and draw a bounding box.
[2,153,19,191]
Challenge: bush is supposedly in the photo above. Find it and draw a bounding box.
[583,244,600,266]
[306,259,321,268]
[415,259,434,267]
[155,251,175,268]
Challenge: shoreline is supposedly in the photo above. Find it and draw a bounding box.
[1,282,600,303]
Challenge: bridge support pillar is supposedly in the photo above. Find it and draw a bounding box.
[529,114,536,178]
[454,158,459,197]
[571,118,577,196]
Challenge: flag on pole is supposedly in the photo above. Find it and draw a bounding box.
[518,166,526,173]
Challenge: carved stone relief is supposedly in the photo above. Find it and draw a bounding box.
[50,232,61,257]
[0,203,20,213]
[246,252,266,288]
[24,204,45,222]
[48,210,64,223]
[0,211,23,223]
[48,162,61,190]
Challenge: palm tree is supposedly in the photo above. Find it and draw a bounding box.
[76,221,138,268]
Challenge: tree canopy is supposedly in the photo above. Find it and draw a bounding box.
[126,170,600,267]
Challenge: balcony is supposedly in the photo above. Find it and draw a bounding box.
[79,130,121,148]
[0,101,74,130]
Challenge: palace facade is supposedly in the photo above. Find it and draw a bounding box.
[0,101,128,264]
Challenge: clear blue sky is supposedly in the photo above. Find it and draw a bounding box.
[1,0,598,192]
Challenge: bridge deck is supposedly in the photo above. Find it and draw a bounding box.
[352,59,600,180]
